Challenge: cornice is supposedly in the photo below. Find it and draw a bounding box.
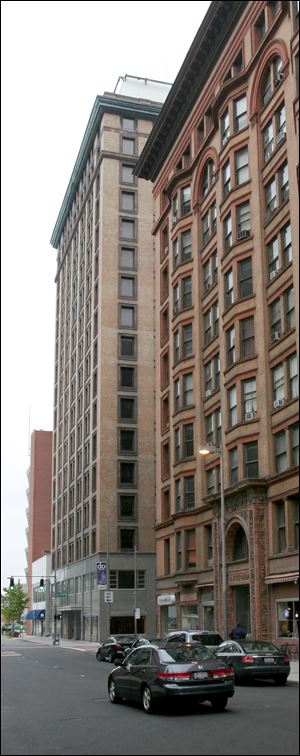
[134,1,248,183]
[50,95,162,248]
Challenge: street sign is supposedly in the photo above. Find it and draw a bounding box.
[57,591,68,597]
[104,591,113,603]
[134,608,140,619]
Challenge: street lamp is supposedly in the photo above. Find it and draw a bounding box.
[198,443,227,639]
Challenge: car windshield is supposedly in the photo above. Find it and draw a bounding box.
[192,634,222,645]
[240,641,280,653]
[158,646,214,663]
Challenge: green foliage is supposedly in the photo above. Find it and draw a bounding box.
[1,584,29,624]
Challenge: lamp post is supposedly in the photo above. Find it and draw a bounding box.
[198,443,227,639]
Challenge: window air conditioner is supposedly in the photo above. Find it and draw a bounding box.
[205,389,212,398]
[271,331,281,342]
[245,411,256,421]
[273,398,285,409]
[237,229,250,240]
[270,268,280,280]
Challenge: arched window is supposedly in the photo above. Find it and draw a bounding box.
[233,526,248,560]
[261,56,283,106]
[202,160,216,198]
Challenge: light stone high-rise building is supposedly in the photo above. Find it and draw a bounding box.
[50,76,171,641]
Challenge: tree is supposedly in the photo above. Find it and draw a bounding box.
[1,584,29,628]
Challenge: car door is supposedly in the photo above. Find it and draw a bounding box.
[216,641,240,671]
[118,649,151,699]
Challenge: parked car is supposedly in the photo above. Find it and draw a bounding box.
[108,642,235,714]
[215,639,290,684]
[164,630,223,652]
[96,634,140,662]
[123,636,164,657]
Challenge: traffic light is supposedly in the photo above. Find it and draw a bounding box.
[9,577,14,588]
[39,578,44,589]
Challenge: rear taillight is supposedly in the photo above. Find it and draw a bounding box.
[157,672,192,681]
[115,644,122,651]
[241,655,254,664]
[209,668,233,678]
[283,655,289,663]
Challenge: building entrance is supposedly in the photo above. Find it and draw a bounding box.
[234,585,250,634]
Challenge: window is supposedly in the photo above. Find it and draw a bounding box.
[120,276,134,297]
[243,440,258,477]
[237,201,251,235]
[181,185,191,215]
[119,494,135,519]
[235,147,249,185]
[291,424,299,466]
[185,529,196,568]
[202,203,216,245]
[263,121,274,161]
[270,298,281,338]
[227,325,236,365]
[206,467,215,494]
[240,316,255,358]
[265,177,277,217]
[255,10,266,43]
[223,160,231,197]
[121,191,135,212]
[267,236,279,277]
[276,501,286,550]
[228,385,237,427]
[121,117,135,131]
[182,323,193,357]
[280,162,289,203]
[276,600,299,639]
[229,447,238,484]
[182,229,192,262]
[174,378,180,412]
[204,353,220,394]
[205,525,213,565]
[276,102,286,140]
[225,268,234,308]
[182,276,192,309]
[176,531,182,571]
[120,335,135,358]
[120,397,135,420]
[273,363,284,402]
[120,428,135,453]
[224,213,232,251]
[184,476,195,509]
[275,431,287,472]
[234,95,247,131]
[183,373,193,407]
[288,354,298,399]
[282,223,292,266]
[202,160,216,197]
[183,423,194,458]
[120,305,134,327]
[175,478,181,512]
[221,109,230,145]
[174,428,180,463]
[233,526,247,560]
[285,287,295,330]
[164,539,170,575]
[122,137,135,155]
[121,219,135,239]
[121,164,134,184]
[242,377,257,418]
[119,462,135,486]
[238,257,253,298]
[120,529,135,551]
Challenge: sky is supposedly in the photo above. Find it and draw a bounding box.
[1,0,211,590]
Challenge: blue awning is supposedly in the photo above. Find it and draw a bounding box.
[25,610,45,620]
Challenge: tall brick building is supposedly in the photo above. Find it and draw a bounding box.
[50,77,171,640]
[136,1,299,656]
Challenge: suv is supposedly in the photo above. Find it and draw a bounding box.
[164,630,223,652]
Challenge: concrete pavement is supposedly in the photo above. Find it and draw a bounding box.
[5,633,299,683]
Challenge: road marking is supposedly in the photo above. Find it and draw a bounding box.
[1,651,22,657]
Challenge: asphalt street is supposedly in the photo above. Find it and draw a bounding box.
[1,637,299,756]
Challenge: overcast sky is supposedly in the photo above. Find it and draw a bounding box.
[1,0,211,589]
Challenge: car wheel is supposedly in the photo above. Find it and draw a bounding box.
[108,678,121,704]
[142,685,155,714]
[108,650,114,663]
[274,675,288,686]
[210,695,228,712]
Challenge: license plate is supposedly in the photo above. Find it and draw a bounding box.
[265,657,275,663]
[194,671,208,680]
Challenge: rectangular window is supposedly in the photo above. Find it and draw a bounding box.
[120,428,135,453]
[164,539,170,575]
[121,117,135,131]
[224,213,232,250]
[276,501,286,551]
[227,325,236,365]
[181,229,192,262]
[183,476,195,509]
[240,316,255,358]
[119,494,135,519]
[243,440,258,477]
[285,287,295,330]
[121,164,134,184]
[182,276,192,309]
[275,431,287,472]
[183,423,194,458]
[273,363,284,402]
[289,354,298,399]
[175,478,181,513]
[229,447,238,484]
[235,147,249,185]
[181,186,191,215]
[276,599,299,639]
[221,109,230,144]
[176,531,182,571]
[234,95,247,131]
[228,385,237,426]
[120,335,135,358]
[263,121,274,161]
[183,373,193,406]
[242,377,257,417]
[282,223,292,266]
[120,247,135,268]
[120,276,135,298]
[265,178,277,217]
[185,529,196,568]
[280,161,289,203]
[119,462,135,486]
[119,397,135,420]
[270,298,281,338]
[291,424,299,466]
[121,219,135,239]
[120,305,134,327]
[121,191,135,212]
[120,366,135,389]
[120,529,135,551]
[268,236,279,277]
[225,268,234,308]
[122,137,135,155]
[237,201,251,235]
[223,160,231,196]
[238,257,253,298]
[182,323,193,356]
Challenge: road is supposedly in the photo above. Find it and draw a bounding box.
[1,637,299,755]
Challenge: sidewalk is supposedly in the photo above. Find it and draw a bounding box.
[14,634,299,683]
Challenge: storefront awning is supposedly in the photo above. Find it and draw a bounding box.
[25,610,45,620]
[265,572,299,584]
